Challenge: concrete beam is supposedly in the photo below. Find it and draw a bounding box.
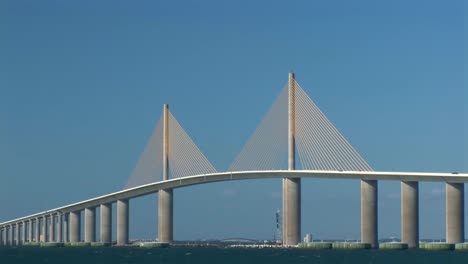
[158,189,173,243]
[100,203,112,243]
[401,181,419,248]
[85,208,96,243]
[70,211,81,242]
[361,179,378,248]
[446,183,464,243]
[117,199,129,245]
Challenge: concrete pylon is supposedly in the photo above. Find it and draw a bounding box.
[63,214,69,242]
[28,221,33,242]
[446,182,464,243]
[8,226,12,245]
[15,224,19,245]
[361,179,378,248]
[70,211,81,242]
[41,217,46,242]
[35,218,40,242]
[100,203,112,243]
[401,181,419,248]
[49,215,55,242]
[117,199,129,245]
[159,104,174,243]
[21,222,26,244]
[56,214,62,242]
[85,208,96,243]
[282,72,301,246]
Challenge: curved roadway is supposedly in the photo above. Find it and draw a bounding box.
[1,170,467,225]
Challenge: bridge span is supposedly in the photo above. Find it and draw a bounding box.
[1,72,466,249]
[1,170,467,248]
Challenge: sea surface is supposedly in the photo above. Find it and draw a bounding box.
[1,247,467,264]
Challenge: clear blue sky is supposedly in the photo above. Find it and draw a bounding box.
[1,0,466,240]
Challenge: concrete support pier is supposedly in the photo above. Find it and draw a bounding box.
[361,179,378,248]
[70,211,81,242]
[14,224,18,245]
[21,222,26,244]
[446,183,464,243]
[28,221,32,242]
[49,215,55,242]
[159,189,173,243]
[63,214,69,242]
[85,208,96,242]
[117,199,129,245]
[401,181,419,248]
[35,218,40,242]
[56,214,62,242]
[100,203,112,243]
[7,226,11,245]
[158,103,174,243]
[41,217,46,242]
[282,71,300,246]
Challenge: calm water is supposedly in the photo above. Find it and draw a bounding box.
[1,247,467,264]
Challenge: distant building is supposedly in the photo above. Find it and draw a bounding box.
[303,234,312,243]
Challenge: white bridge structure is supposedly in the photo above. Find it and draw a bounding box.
[0,73,466,249]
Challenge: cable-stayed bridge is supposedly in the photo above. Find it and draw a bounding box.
[0,73,466,249]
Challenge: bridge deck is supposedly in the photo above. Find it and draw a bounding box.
[1,170,467,225]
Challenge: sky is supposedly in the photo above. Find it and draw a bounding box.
[1,0,466,241]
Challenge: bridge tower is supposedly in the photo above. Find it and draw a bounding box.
[159,104,173,243]
[282,72,301,245]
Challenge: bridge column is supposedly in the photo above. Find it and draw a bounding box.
[2,227,6,246]
[7,226,12,245]
[56,214,62,242]
[446,183,464,243]
[100,203,112,244]
[63,213,69,242]
[85,208,96,243]
[117,199,129,245]
[0,227,3,246]
[15,224,19,245]
[283,72,300,246]
[70,211,81,242]
[49,215,55,242]
[158,104,174,243]
[41,217,47,242]
[21,222,26,244]
[361,179,378,248]
[27,221,32,242]
[34,218,40,242]
[159,189,173,243]
[401,181,419,248]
